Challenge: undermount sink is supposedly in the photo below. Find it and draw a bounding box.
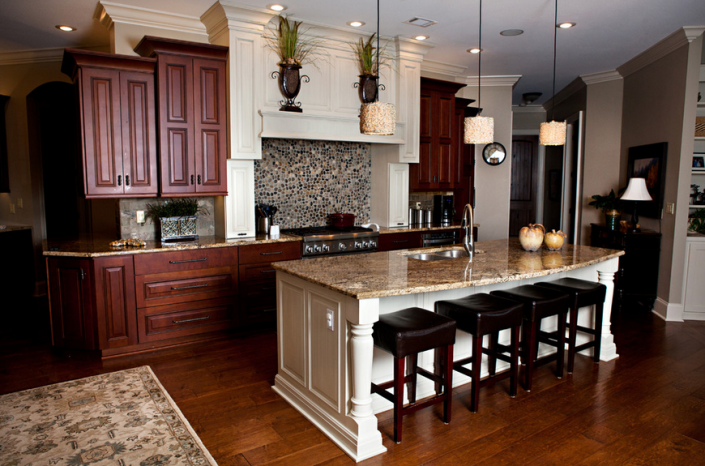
[405,253,453,261]
[435,250,470,258]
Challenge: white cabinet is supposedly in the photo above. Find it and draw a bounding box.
[683,237,705,320]
[371,158,409,227]
[215,160,256,238]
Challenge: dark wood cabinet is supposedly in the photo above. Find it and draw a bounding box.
[93,256,138,349]
[410,78,466,191]
[377,232,423,252]
[135,37,228,197]
[238,242,301,325]
[48,257,96,349]
[590,224,662,311]
[61,49,158,198]
[453,98,476,220]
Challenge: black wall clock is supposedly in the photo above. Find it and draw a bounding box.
[482,142,506,166]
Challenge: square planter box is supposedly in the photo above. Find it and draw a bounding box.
[159,216,198,242]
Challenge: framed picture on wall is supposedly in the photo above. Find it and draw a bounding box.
[627,142,667,219]
[693,154,705,171]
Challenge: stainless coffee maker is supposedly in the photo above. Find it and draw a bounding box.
[433,195,454,225]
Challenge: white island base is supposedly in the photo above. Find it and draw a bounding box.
[273,253,619,462]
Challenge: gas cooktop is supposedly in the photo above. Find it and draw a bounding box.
[282,226,379,257]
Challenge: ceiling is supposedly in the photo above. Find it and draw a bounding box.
[1,0,704,105]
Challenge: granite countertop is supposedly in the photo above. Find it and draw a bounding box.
[272,238,624,300]
[43,234,302,258]
[0,225,32,234]
[377,222,479,233]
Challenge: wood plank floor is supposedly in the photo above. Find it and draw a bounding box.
[2,298,705,465]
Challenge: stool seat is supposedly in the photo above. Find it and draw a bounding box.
[435,293,523,412]
[374,307,457,359]
[436,294,524,336]
[535,278,606,373]
[491,285,570,321]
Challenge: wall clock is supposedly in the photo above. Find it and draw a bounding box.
[482,142,507,165]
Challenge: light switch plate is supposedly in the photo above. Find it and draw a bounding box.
[136,210,146,224]
[9,204,15,214]
[326,309,334,331]
[666,202,675,215]
[17,198,23,208]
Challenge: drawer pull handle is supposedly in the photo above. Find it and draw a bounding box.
[260,269,276,274]
[260,286,276,292]
[260,251,283,256]
[171,284,209,290]
[172,316,210,324]
[391,240,409,244]
[262,308,276,313]
[169,258,207,264]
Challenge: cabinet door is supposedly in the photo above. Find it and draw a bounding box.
[157,54,195,195]
[684,242,705,318]
[80,67,123,197]
[224,160,256,238]
[93,256,138,349]
[120,71,158,197]
[388,163,409,227]
[48,257,95,349]
[193,58,228,195]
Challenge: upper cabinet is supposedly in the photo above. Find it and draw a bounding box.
[410,78,466,191]
[62,49,158,198]
[135,37,228,196]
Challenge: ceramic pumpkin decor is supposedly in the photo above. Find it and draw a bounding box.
[544,229,567,250]
[518,223,545,252]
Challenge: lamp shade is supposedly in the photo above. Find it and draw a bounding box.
[539,120,567,146]
[621,178,652,201]
[464,116,494,144]
[360,102,396,135]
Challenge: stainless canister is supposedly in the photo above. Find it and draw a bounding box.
[424,209,433,224]
[409,208,416,225]
[414,209,424,225]
[257,217,271,234]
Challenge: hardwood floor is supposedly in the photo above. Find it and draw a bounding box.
[2,298,705,465]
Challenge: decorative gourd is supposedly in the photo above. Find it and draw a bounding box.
[519,223,545,252]
[544,229,566,250]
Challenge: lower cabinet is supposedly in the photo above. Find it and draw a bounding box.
[238,242,301,325]
[683,238,705,320]
[48,257,96,350]
[93,256,138,349]
[377,232,423,251]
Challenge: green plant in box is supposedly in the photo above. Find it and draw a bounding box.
[589,189,623,229]
[689,209,705,234]
[146,198,208,241]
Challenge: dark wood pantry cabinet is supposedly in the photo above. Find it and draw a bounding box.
[135,37,228,196]
[62,49,158,198]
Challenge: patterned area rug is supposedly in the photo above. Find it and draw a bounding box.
[0,366,216,466]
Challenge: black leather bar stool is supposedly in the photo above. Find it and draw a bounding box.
[535,278,606,373]
[371,307,456,443]
[435,293,524,413]
[490,286,570,392]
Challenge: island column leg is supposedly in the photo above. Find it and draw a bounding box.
[597,257,619,361]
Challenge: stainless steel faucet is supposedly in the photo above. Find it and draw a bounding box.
[462,204,473,260]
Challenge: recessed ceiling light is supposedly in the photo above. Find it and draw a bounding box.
[267,4,287,12]
[558,22,576,29]
[467,48,482,54]
[347,21,365,27]
[56,25,76,32]
[414,35,428,41]
[500,29,524,36]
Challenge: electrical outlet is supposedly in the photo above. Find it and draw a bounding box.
[9,204,15,214]
[666,202,675,215]
[326,309,335,332]
[136,210,146,224]
[17,198,23,208]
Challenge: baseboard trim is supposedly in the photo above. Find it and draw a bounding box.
[653,297,684,322]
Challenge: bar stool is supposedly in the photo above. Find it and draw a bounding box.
[435,293,524,413]
[490,286,570,392]
[371,307,456,443]
[535,278,606,373]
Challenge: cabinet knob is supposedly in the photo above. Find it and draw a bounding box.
[117,175,122,186]
[125,175,130,186]
[190,175,194,185]
[197,175,201,185]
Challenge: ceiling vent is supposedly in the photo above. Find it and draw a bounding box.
[404,17,437,28]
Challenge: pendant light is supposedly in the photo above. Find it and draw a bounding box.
[464,0,494,145]
[539,0,567,146]
[360,0,396,135]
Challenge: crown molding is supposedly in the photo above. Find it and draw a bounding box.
[543,76,585,110]
[617,26,705,78]
[96,1,208,37]
[580,70,622,85]
[201,1,275,37]
[462,75,522,87]
[420,59,466,77]
[0,45,109,65]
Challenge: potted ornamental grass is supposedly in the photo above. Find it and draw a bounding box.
[588,189,623,229]
[350,33,389,104]
[146,198,208,242]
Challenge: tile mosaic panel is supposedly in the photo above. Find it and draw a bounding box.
[255,139,372,228]
[118,198,215,241]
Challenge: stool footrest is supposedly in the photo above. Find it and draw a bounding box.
[371,383,395,403]
[416,367,443,385]
[575,341,598,353]
[576,325,597,335]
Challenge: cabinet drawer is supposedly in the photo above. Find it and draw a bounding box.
[241,280,277,298]
[239,242,300,265]
[134,248,238,275]
[239,263,278,281]
[138,297,235,342]
[135,266,237,307]
[377,232,423,251]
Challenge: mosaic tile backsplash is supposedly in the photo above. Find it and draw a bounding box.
[118,197,215,241]
[255,139,372,229]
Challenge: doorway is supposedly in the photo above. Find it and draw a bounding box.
[509,135,539,236]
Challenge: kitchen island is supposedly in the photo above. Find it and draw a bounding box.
[271,239,623,461]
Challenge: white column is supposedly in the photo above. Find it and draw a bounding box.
[349,322,375,418]
[597,257,619,361]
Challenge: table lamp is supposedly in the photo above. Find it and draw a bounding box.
[620,178,652,233]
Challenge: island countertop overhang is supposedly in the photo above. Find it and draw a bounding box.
[271,238,624,300]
